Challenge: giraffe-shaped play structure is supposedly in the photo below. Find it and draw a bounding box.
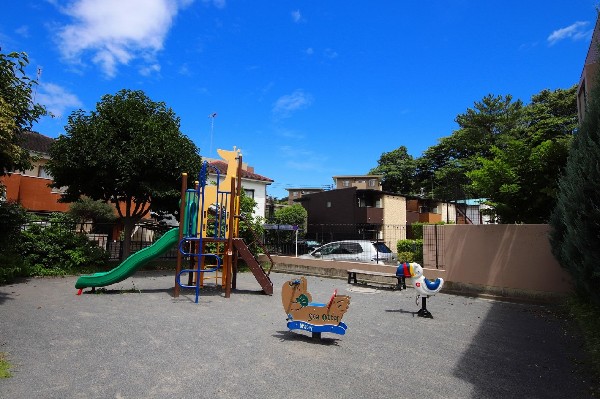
[174,147,274,303]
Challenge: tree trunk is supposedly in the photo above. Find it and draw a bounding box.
[121,218,135,260]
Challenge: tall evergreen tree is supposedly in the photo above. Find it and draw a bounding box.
[549,82,600,304]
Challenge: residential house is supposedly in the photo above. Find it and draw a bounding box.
[296,186,456,252]
[207,160,273,219]
[332,174,383,190]
[0,131,69,214]
[578,16,600,123]
[285,187,325,205]
[454,198,494,224]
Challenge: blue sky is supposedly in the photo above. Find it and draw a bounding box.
[1,1,597,199]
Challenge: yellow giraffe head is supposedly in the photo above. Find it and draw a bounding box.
[217,147,241,164]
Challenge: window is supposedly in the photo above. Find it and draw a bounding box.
[368,179,376,187]
[293,191,298,197]
[343,180,350,187]
[244,189,255,199]
[341,242,363,254]
[38,166,52,179]
[373,242,392,253]
[326,201,332,208]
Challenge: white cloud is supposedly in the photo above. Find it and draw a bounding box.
[279,145,328,172]
[15,25,30,38]
[55,0,191,78]
[202,0,225,9]
[324,48,338,59]
[291,9,302,23]
[272,89,313,118]
[305,47,314,55]
[36,83,83,118]
[547,21,591,46]
[140,63,161,76]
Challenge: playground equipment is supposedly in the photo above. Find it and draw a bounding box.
[75,147,274,302]
[282,277,350,339]
[396,262,444,318]
[174,147,273,302]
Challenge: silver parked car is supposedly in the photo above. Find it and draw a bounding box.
[299,240,396,264]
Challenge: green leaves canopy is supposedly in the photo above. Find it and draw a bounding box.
[0,51,47,175]
[371,87,578,223]
[369,145,416,194]
[46,89,202,257]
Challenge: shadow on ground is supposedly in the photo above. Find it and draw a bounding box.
[452,301,593,398]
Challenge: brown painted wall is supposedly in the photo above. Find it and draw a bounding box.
[1,173,69,212]
[424,224,572,297]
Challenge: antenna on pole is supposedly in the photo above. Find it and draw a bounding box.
[33,66,42,103]
[208,112,217,157]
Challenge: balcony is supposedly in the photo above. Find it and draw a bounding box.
[356,206,383,224]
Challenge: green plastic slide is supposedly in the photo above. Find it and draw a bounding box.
[75,228,180,289]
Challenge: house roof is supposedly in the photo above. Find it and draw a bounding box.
[21,131,55,154]
[209,161,274,184]
[285,187,325,191]
[332,174,383,179]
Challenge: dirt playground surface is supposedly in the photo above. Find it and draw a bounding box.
[0,271,595,398]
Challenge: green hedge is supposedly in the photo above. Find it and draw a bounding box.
[396,239,423,264]
[19,213,108,276]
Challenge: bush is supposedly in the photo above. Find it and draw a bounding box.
[20,213,108,276]
[410,223,425,240]
[396,251,415,263]
[0,201,27,253]
[0,253,29,285]
[0,202,29,284]
[397,239,423,264]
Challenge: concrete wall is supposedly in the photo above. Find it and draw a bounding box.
[267,224,573,302]
[423,224,572,300]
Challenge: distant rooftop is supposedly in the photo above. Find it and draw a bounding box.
[20,131,54,154]
[208,160,273,183]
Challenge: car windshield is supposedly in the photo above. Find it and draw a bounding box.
[372,242,392,253]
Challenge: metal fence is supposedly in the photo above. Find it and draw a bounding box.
[22,221,178,261]
[423,224,445,269]
[263,223,413,256]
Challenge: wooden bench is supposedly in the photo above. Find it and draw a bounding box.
[347,269,406,290]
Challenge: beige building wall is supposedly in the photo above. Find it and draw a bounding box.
[381,194,407,252]
[436,201,456,223]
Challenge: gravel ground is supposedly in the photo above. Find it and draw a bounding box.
[0,271,595,399]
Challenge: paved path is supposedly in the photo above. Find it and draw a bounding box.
[0,271,594,398]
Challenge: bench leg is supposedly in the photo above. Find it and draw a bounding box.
[395,276,406,290]
[348,272,357,284]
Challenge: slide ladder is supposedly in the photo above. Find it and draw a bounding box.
[233,239,273,295]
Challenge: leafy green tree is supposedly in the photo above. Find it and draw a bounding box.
[416,94,524,200]
[468,86,577,223]
[549,83,600,305]
[46,89,202,258]
[274,204,307,229]
[68,198,117,224]
[0,51,47,176]
[368,146,416,194]
[238,191,265,255]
